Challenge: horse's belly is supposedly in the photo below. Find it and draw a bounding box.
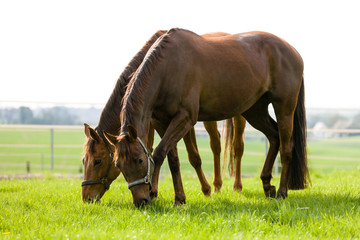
[197,95,257,121]
[197,80,266,121]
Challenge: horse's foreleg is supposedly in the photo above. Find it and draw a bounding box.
[203,121,222,192]
[167,146,186,204]
[232,115,246,192]
[151,120,186,204]
[183,128,211,196]
[153,110,196,205]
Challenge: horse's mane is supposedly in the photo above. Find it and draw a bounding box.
[120,29,179,131]
[95,30,167,138]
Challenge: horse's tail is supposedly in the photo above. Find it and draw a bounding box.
[222,119,235,176]
[288,77,311,189]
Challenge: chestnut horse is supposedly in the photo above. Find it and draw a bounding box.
[82,30,247,204]
[105,28,309,206]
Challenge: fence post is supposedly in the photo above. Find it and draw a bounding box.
[274,155,279,175]
[26,161,30,173]
[264,137,268,158]
[41,154,44,171]
[50,128,54,171]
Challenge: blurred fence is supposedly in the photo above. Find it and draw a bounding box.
[0,124,359,176]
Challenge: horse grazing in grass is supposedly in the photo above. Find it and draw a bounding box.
[105,28,310,207]
[81,30,247,204]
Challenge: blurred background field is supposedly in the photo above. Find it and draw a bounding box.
[1,124,359,177]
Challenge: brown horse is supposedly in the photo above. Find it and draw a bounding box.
[105,28,310,206]
[82,30,247,204]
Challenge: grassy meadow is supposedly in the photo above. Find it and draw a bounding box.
[1,125,360,239]
[1,170,359,239]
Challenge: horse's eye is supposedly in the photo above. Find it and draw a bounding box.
[94,159,102,166]
[138,159,144,165]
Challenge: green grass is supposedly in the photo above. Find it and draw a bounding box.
[1,170,360,239]
[307,136,360,171]
[0,127,84,173]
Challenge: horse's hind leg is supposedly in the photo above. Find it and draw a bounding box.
[232,115,246,192]
[183,127,212,196]
[272,102,296,199]
[203,121,222,192]
[271,76,305,199]
[243,98,280,198]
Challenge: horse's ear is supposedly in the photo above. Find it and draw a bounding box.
[127,124,138,142]
[103,131,118,146]
[84,123,100,142]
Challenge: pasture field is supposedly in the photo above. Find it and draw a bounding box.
[1,170,359,239]
[1,125,360,176]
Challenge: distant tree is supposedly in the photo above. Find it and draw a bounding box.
[34,106,79,125]
[307,114,323,129]
[349,113,360,129]
[326,113,348,127]
[0,108,20,124]
[0,106,99,125]
[307,112,350,129]
[19,106,33,124]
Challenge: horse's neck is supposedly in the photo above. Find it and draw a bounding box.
[120,80,159,139]
[120,33,173,138]
[96,76,128,136]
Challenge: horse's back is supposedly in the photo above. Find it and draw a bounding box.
[168,29,302,70]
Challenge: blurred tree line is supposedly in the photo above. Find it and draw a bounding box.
[307,112,360,129]
[0,106,100,125]
[0,106,359,130]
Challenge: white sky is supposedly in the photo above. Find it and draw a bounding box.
[0,0,359,109]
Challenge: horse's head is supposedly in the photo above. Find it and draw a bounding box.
[104,125,154,207]
[81,123,120,203]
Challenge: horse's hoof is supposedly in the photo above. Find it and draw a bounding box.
[270,186,276,198]
[214,186,221,193]
[233,185,243,193]
[264,185,276,198]
[267,185,276,198]
[173,198,186,206]
[276,191,287,199]
[202,187,211,197]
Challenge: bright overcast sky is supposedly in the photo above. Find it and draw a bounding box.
[0,0,359,109]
